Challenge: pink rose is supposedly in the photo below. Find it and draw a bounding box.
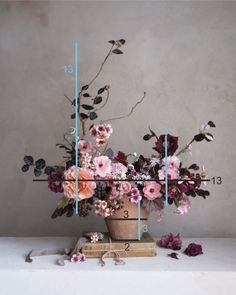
[93,156,111,177]
[78,140,93,154]
[143,181,162,200]
[166,156,180,169]
[158,167,179,180]
[130,187,142,204]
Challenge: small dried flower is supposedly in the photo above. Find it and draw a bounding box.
[184,243,203,256]
[71,253,86,263]
[158,233,182,250]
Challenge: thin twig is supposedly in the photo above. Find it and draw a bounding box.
[64,94,73,104]
[88,45,114,87]
[100,92,146,124]
[176,138,195,156]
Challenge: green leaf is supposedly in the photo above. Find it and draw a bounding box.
[143,134,152,141]
[188,164,199,170]
[98,87,105,94]
[119,39,126,45]
[81,104,94,110]
[57,196,69,209]
[112,49,123,54]
[80,113,89,120]
[89,112,98,120]
[83,93,91,97]
[104,148,114,157]
[208,121,216,127]
[81,85,89,91]
[194,133,205,142]
[71,113,75,119]
[94,96,103,104]
[108,40,115,45]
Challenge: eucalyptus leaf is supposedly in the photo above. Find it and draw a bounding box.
[81,104,94,111]
[24,155,34,165]
[89,112,98,120]
[35,159,46,169]
[94,96,103,104]
[21,164,29,172]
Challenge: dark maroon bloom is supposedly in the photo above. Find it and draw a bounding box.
[158,233,182,250]
[48,170,64,193]
[184,243,203,256]
[167,184,187,201]
[115,151,127,166]
[153,134,179,157]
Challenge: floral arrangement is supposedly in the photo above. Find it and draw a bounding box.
[22,39,215,223]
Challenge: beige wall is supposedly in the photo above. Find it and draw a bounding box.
[0,1,236,237]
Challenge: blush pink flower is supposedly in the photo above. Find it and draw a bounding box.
[121,181,132,194]
[71,253,86,263]
[166,156,180,169]
[175,198,191,215]
[63,166,96,200]
[111,162,127,179]
[93,156,112,177]
[158,167,179,180]
[143,181,162,200]
[78,140,93,154]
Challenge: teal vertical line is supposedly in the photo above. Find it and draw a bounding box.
[75,43,79,214]
[138,200,141,240]
[165,128,168,206]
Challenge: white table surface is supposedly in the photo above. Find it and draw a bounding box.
[0,237,236,295]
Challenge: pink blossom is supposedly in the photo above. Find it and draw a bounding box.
[90,124,113,146]
[143,181,162,200]
[111,162,127,178]
[166,156,180,169]
[130,187,142,204]
[71,253,86,263]
[175,198,191,215]
[93,156,111,177]
[158,167,179,180]
[78,140,93,154]
[95,200,113,217]
[121,181,132,194]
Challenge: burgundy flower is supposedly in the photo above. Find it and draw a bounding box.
[158,233,182,250]
[48,170,64,193]
[153,134,179,157]
[184,243,203,256]
[115,151,127,166]
[167,184,187,201]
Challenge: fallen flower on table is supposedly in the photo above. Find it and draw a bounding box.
[71,253,86,263]
[167,252,179,259]
[184,243,203,256]
[158,233,182,250]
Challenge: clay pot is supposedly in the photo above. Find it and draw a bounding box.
[105,197,149,240]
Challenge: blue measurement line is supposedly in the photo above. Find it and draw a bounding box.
[165,128,168,206]
[138,199,141,240]
[75,42,79,214]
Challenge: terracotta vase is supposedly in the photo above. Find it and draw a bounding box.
[105,197,149,240]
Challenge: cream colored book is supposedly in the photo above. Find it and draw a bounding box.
[82,232,157,258]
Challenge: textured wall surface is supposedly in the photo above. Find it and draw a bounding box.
[0,1,236,237]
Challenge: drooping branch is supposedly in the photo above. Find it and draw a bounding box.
[100,92,146,124]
